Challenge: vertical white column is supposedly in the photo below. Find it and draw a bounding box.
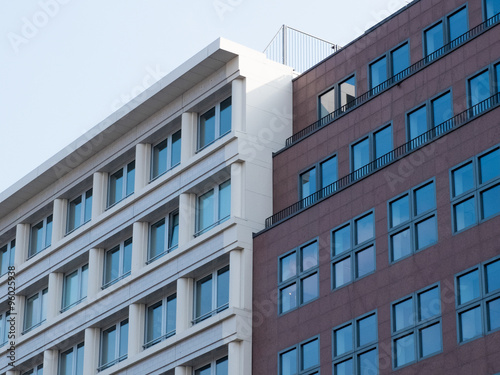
[229,249,242,310]
[178,193,195,246]
[230,162,244,219]
[52,198,68,242]
[14,295,25,337]
[175,366,192,375]
[14,223,30,267]
[82,327,100,375]
[231,78,246,133]
[176,277,193,334]
[92,172,108,220]
[43,349,59,375]
[131,222,148,273]
[135,143,152,192]
[87,248,104,299]
[181,112,197,163]
[128,303,145,357]
[228,340,251,375]
[47,273,63,320]
[6,371,20,375]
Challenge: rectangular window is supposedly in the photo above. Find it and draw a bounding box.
[29,214,53,258]
[194,266,229,323]
[0,310,10,347]
[333,311,378,375]
[369,42,410,93]
[60,343,84,375]
[21,365,43,375]
[0,239,15,277]
[67,188,92,233]
[148,210,179,263]
[423,6,468,57]
[62,265,88,312]
[279,336,320,375]
[23,288,48,333]
[350,124,393,175]
[455,256,500,343]
[318,75,356,119]
[391,284,442,368]
[278,240,319,314]
[194,357,229,375]
[196,180,231,236]
[145,293,177,348]
[485,0,500,19]
[388,179,437,263]
[332,211,375,290]
[108,161,135,207]
[450,146,500,233]
[198,97,232,150]
[103,238,132,288]
[99,319,128,371]
[319,87,335,119]
[466,62,500,115]
[151,129,182,180]
[299,155,338,201]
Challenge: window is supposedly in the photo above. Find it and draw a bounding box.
[198,97,231,150]
[318,75,356,119]
[450,146,500,233]
[21,365,43,375]
[151,130,181,180]
[455,256,500,343]
[333,311,378,375]
[423,6,468,57]
[29,214,53,258]
[23,288,48,333]
[279,336,320,375]
[391,284,442,369]
[388,179,437,263]
[62,265,88,312]
[196,180,231,236]
[99,319,128,371]
[299,155,338,200]
[67,189,93,233]
[145,293,176,348]
[467,62,500,114]
[103,238,132,288]
[0,239,15,277]
[108,161,135,207]
[59,343,84,375]
[194,356,228,375]
[0,310,10,347]
[331,211,376,290]
[350,124,393,174]
[369,42,410,92]
[148,210,179,263]
[278,240,319,314]
[194,266,229,323]
[484,0,500,19]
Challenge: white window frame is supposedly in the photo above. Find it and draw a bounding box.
[98,319,129,371]
[193,266,229,324]
[61,264,88,313]
[195,180,231,237]
[66,188,93,234]
[103,237,132,288]
[107,160,135,208]
[197,97,232,151]
[148,210,179,263]
[28,214,53,258]
[23,288,48,334]
[59,342,84,375]
[0,239,15,277]
[144,293,177,349]
[150,129,182,181]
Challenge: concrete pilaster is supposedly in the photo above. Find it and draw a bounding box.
[181,112,197,162]
[52,198,68,242]
[128,303,145,357]
[92,171,108,219]
[176,277,193,334]
[14,295,25,335]
[230,162,244,219]
[131,222,148,273]
[43,349,59,375]
[14,223,30,267]
[47,273,63,319]
[228,340,251,375]
[135,143,152,192]
[231,78,246,133]
[175,366,192,375]
[87,248,104,298]
[178,193,195,246]
[82,327,100,375]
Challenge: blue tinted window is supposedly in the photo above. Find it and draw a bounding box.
[370,57,387,89]
[431,92,452,126]
[374,125,392,159]
[448,8,468,41]
[391,43,409,76]
[408,106,427,140]
[485,0,500,19]
[352,138,370,171]
[425,22,444,56]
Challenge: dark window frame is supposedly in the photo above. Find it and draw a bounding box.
[465,60,500,109]
[278,335,320,375]
[317,73,357,119]
[98,318,129,371]
[150,129,182,182]
[197,96,232,152]
[298,153,338,200]
[144,292,177,349]
[193,265,230,324]
[148,209,180,263]
[102,237,133,288]
[107,160,136,208]
[349,123,393,173]
[66,188,93,234]
[368,40,410,92]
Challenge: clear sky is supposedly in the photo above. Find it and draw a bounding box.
[0,0,410,194]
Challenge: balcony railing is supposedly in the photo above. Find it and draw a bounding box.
[265,92,500,228]
[284,12,500,148]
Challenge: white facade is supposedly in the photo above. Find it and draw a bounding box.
[0,38,294,375]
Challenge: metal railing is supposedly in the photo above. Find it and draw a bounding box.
[284,12,500,147]
[265,92,500,228]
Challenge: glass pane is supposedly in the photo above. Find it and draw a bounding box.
[415,182,436,215]
[218,180,231,221]
[196,276,212,318]
[408,106,427,140]
[358,314,377,346]
[152,139,168,178]
[217,267,229,309]
[369,57,387,89]
[301,273,318,304]
[76,344,84,375]
[105,247,120,284]
[454,197,476,232]
[419,287,440,321]
[166,295,176,335]
[390,195,410,227]
[420,322,442,357]
[335,324,353,356]
[220,97,232,136]
[1,245,8,276]
[280,284,297,313]
[334,358,353,375]
[41,289,47,322]
[481,184,500,219]
[352,138,370,171]
[374,125,392,159]
[301,242,318,271]
[119,321,128,358]
[198,190,214,232]
[356,246,375,278]
[479,149,500,183]
[300,168,316,199]
[395,333,415,367]
[280,252,297,282]
[84,190,92,223]
[448,8,468,41]
[60,350,73,375]
[150,219,165,258]
[169,212,179,249]
[358,348,378,375]
[195,365,211,375]
[458,270,480,305]
[334,257,352,288]
[31,221,43,255]
[391,43,409,76]
[321,156,337,187]
[340,76,356,108]
[459,306,482,341]
[171,130,181,167]
[431,92,452,127]
[416,216,437,250]
[355,213,374,244]
[199,107,216,148]
[216,357,228,375]
[424,22,444,56]
[109,169,124,206]
[64,271,78,308]
[452,163,474,197]
[123,239,132,275]
[301,339,319,370]
[469,71,490,107]
[68,196,82,232]
[80,265,88,299]
[394,298,414,331]
[101,326,116,365]
[25,294,39,329]
[319,88,335,118]
[486,0,500,18]
[333,225,351,256]
[487,297,500,331]
[126,161,135,197]
[146,303,162,342]
[45,215,52,248]
[486,260,500,293]
[280,348,297,375]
